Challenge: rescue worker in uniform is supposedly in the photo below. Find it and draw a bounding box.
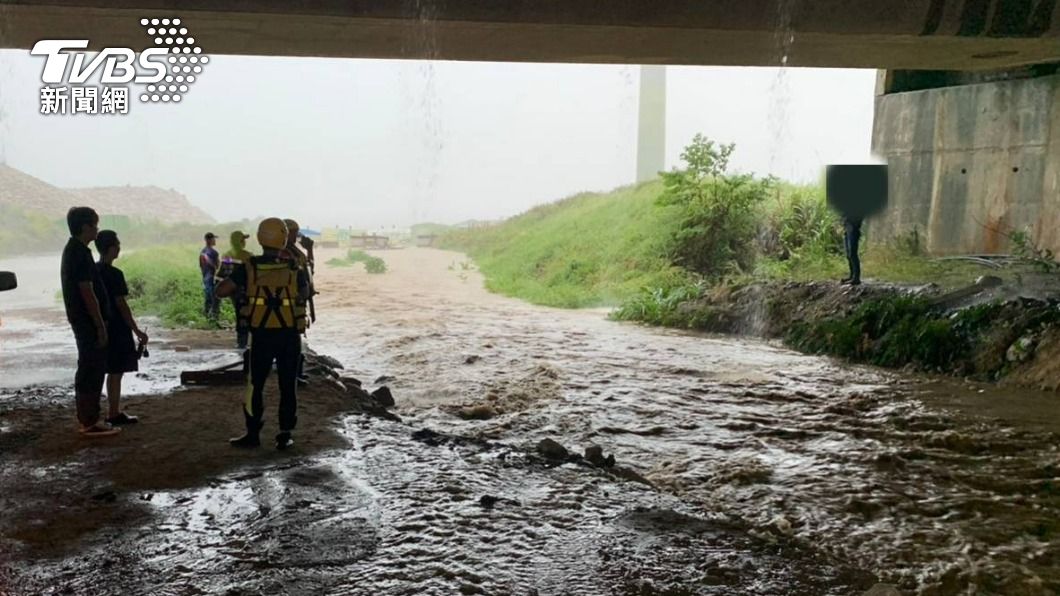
[216,218,308,450]
[283,218,314,386]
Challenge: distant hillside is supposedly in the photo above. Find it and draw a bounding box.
[0,164,228,256]
[69,186,213,224]
[0,164,74,216]
[0,164,214,224]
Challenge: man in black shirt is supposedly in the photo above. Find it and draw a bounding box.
[60,207,119,437]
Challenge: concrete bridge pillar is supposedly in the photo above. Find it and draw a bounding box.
[871,66,1060,256]
[636,66,667,183]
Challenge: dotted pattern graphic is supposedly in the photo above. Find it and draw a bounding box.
[138,18,208,103]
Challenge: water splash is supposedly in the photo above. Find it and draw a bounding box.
[404,0,445,225]
[767,0,797,179]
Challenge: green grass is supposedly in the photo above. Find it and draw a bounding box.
[440,181,691,308]
[752,244,993,290]
[439,178,999,311]
[119,245,235,329]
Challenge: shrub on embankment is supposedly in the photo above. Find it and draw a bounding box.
[120,245,236,329]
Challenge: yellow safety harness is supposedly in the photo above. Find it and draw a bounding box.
[241,257,306,331]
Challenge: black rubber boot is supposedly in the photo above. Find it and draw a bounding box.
[230,433,261,448]
[231,413,262,447]
[275,432,294,451]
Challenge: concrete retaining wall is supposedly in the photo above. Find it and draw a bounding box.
[871,73,1060,255]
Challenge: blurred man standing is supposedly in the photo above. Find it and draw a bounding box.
[200,232,220,321]
[841,215,863,286]
[60,207,119,437]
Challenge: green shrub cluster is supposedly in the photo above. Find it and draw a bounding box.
[328,249,387,274]
[657,134,775,279]
[610,280,708,326]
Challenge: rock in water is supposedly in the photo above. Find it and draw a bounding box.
[371,386,395,408]
[536,438,568,460]
[584,445,606,467]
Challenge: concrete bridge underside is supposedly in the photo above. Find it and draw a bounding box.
[3,1,1060,256]
[0,1,1059,70]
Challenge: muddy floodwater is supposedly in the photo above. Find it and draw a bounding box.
[1,248,1058,595]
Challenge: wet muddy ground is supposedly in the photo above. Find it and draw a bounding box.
[1,248,1058,595]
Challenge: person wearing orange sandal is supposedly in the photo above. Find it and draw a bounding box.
[60,207,119,437]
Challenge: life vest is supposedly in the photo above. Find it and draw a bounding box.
[241,257,306,331]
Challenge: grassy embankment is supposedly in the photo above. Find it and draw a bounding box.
[440,135,1051,380]
[439,184,986,310]
[120,245,236,329]
[440,182,688,308]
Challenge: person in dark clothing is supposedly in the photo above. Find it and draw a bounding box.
[60,207,119,437]
[842,215,863,286]
[95,230,149,425]
[283,219,313,386]
[200,232,220,321]
[218,230,252,350]
[216,218,308,450]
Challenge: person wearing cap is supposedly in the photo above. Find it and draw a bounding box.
[218,230,253,349]
[200,232,220,321]
[95,230,149,425]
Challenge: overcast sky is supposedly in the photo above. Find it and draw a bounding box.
[0,50,876,229]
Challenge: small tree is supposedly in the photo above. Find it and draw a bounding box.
[658,135,771,278]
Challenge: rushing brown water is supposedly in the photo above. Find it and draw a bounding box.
[3,248,1058,595]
